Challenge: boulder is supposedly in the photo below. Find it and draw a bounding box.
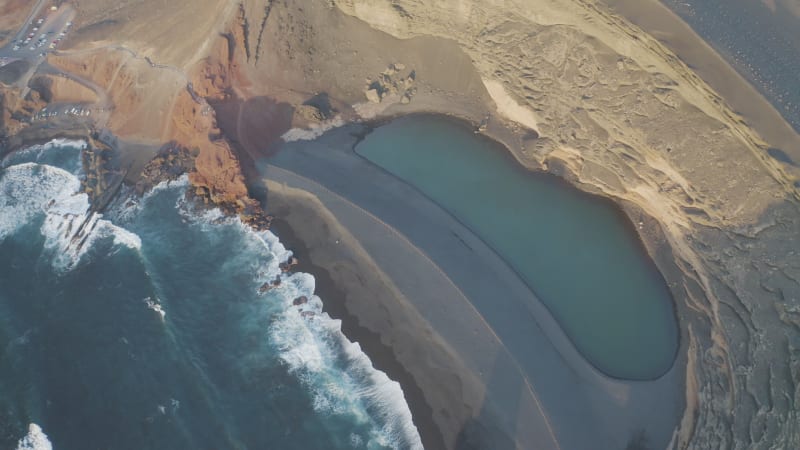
[365,88,381,103]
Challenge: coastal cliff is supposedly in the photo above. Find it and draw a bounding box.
[1,0,799,448]
[192,1,800,447]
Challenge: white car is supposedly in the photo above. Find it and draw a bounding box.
[12,45,20,51]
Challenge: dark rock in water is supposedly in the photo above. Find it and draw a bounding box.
[293,295,308,306]
[135,142,196,195]
[272,277,281,287]
[300,310,315,319]
[279,256,299,273]
[258,282,273,294]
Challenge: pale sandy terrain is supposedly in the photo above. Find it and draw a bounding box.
[1,0,799,448]
[326,2,800,448]
[40,74,98,103]
[262,127,686,450]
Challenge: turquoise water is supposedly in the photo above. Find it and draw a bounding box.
[355,115,679,379]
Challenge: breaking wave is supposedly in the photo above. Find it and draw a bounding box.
[16,424,52,450]
[176,196,423,450]
[0,162,141,273]
[1,140,422,449]
[1,138,87,175]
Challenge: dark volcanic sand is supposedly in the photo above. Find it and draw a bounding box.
[268,217,446,450]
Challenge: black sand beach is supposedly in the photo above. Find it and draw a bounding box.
[268,215,445,450]
[258,124,686,450]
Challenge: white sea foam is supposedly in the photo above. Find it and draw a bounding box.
[1,138,87,165]
[139,170,423,449]
[238,228,422,449]
[0,161,142,273]
[16,424,52,450]
[266,270,422,449]
[111,167,422,449]
[143,296,166,321]
[0,163,79,241]
[2,139,87,175]
[281,116,345,142]
[113,175,190,224]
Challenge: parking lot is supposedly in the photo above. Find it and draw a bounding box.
[31,104,95,122]
[0,2,76,68]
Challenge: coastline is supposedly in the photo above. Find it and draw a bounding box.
[267,213,446,450]
[348,113,682,380]
[1,0,796,446]
[258,124,686,450]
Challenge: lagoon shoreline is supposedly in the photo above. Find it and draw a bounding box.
[256,121,687,450]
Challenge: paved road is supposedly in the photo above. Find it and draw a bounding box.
[0,3,115,132]
[1,4,74,64]
[10,0,47,45]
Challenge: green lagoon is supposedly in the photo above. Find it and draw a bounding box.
[355,115,679,379]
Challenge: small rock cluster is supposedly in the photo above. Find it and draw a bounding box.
[257,256,299,294]
[138,143,274,231]
[136,143,197,195]
[364,63,417,105]
[81,143,114,203]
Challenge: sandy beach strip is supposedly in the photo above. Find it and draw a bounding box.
[258,124,686,450]
[263,168,558,450]
[600,0,800,158]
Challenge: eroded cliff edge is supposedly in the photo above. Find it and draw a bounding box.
[1,0,798,448]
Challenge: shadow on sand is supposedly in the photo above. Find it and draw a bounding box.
[455,349,544,450]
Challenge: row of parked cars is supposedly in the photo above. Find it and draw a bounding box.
[10,11,71,55]
[32,106,92,122]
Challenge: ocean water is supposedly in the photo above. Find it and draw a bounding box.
[0,141,422,450]
[355,115,679,380]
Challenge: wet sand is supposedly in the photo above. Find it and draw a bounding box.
[258,124,686,450]
[267,212,447,450]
